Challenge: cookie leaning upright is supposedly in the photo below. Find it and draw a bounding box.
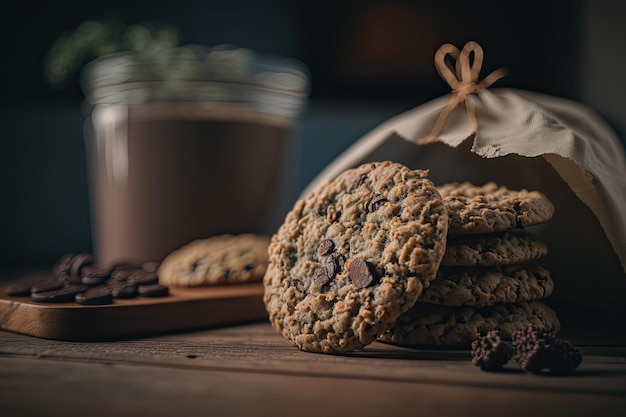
[263,161,449,353]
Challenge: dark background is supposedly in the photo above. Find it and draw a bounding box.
[1,0,625,267]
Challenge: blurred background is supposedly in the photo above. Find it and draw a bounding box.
[1,0,625,267]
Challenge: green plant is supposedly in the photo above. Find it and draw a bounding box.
[44,18,182,88]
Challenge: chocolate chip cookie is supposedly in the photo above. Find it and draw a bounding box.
[419,263,554,308]
[437,182,555,234]
[378,301,560,348]
[158,234,270,287]
[263,161,449,353]
[442,231,548,266]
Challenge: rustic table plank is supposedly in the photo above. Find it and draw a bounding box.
[1,323,625,399]
[1,355,625,417]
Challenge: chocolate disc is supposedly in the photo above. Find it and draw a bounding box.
[349,258,375,289]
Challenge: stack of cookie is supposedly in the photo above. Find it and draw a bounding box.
[378,181,560,348]
[263,162,563,353]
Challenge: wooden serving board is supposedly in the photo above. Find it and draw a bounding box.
[0,280,268,342]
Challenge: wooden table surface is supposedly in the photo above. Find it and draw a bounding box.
[1,319,625,417]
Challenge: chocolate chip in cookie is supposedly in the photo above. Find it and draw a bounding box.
[318,239,334,257]
[313,267,331,286]
[349,258,376,289]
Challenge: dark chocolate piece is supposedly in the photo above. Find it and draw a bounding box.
[31,285,88,303]
[322,255,337,280]
[75,286,114,305]
[31,276,64,293]
[109,284,138,299]
[512,324,583,375]
[471,330,513,372]
[317,239,335,257]
[69,253,94,284]
[53,253,75,278]
[138,284,169,297]
[313,267,330,286]
[80,266,111,286]
[128,271,158,286]
[5,274,52,296]
[349,258,375,289]
[367,195,388,212]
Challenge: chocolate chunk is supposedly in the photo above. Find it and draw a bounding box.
[110,269,135,282]
[111,261,142,270]
[512,324,583,375]
[57,272,73,285]
[109,284,138,299]
[31,285,88,303]
[322,255,337,279]
[128,270,158,286]
[6,252,172,305]
[31,276,64,293]
[367,195,388,212]
[471,330,513,372]
[513,201,523,228]
[80,266,111,286]
[356,173,368,188]
[313,267,330,286]
[349,258,375,288]
[5,273,52,296]
[318,239,335,257]
[138,284,169,297]
[52,253,75,277]
[69,253,94,284]
[75,286,114,305]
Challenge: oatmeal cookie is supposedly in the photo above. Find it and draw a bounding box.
[158,234,270,287]
[263,161,449,353]
[378,301,560,348]
[419,263,554,308]
[437,182,555,234]
[442,231,548,266]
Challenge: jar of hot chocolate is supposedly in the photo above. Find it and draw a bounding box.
[81,45,309,267]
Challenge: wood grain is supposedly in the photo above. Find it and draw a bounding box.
[1,323,626,417]
[2,355,625,417]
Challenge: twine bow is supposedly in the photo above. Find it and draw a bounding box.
[416,41,506,145]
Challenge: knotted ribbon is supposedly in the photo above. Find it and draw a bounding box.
[416,41,506,145]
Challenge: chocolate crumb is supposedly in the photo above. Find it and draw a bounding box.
[511,324,583,375]
[471,330,513,372]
